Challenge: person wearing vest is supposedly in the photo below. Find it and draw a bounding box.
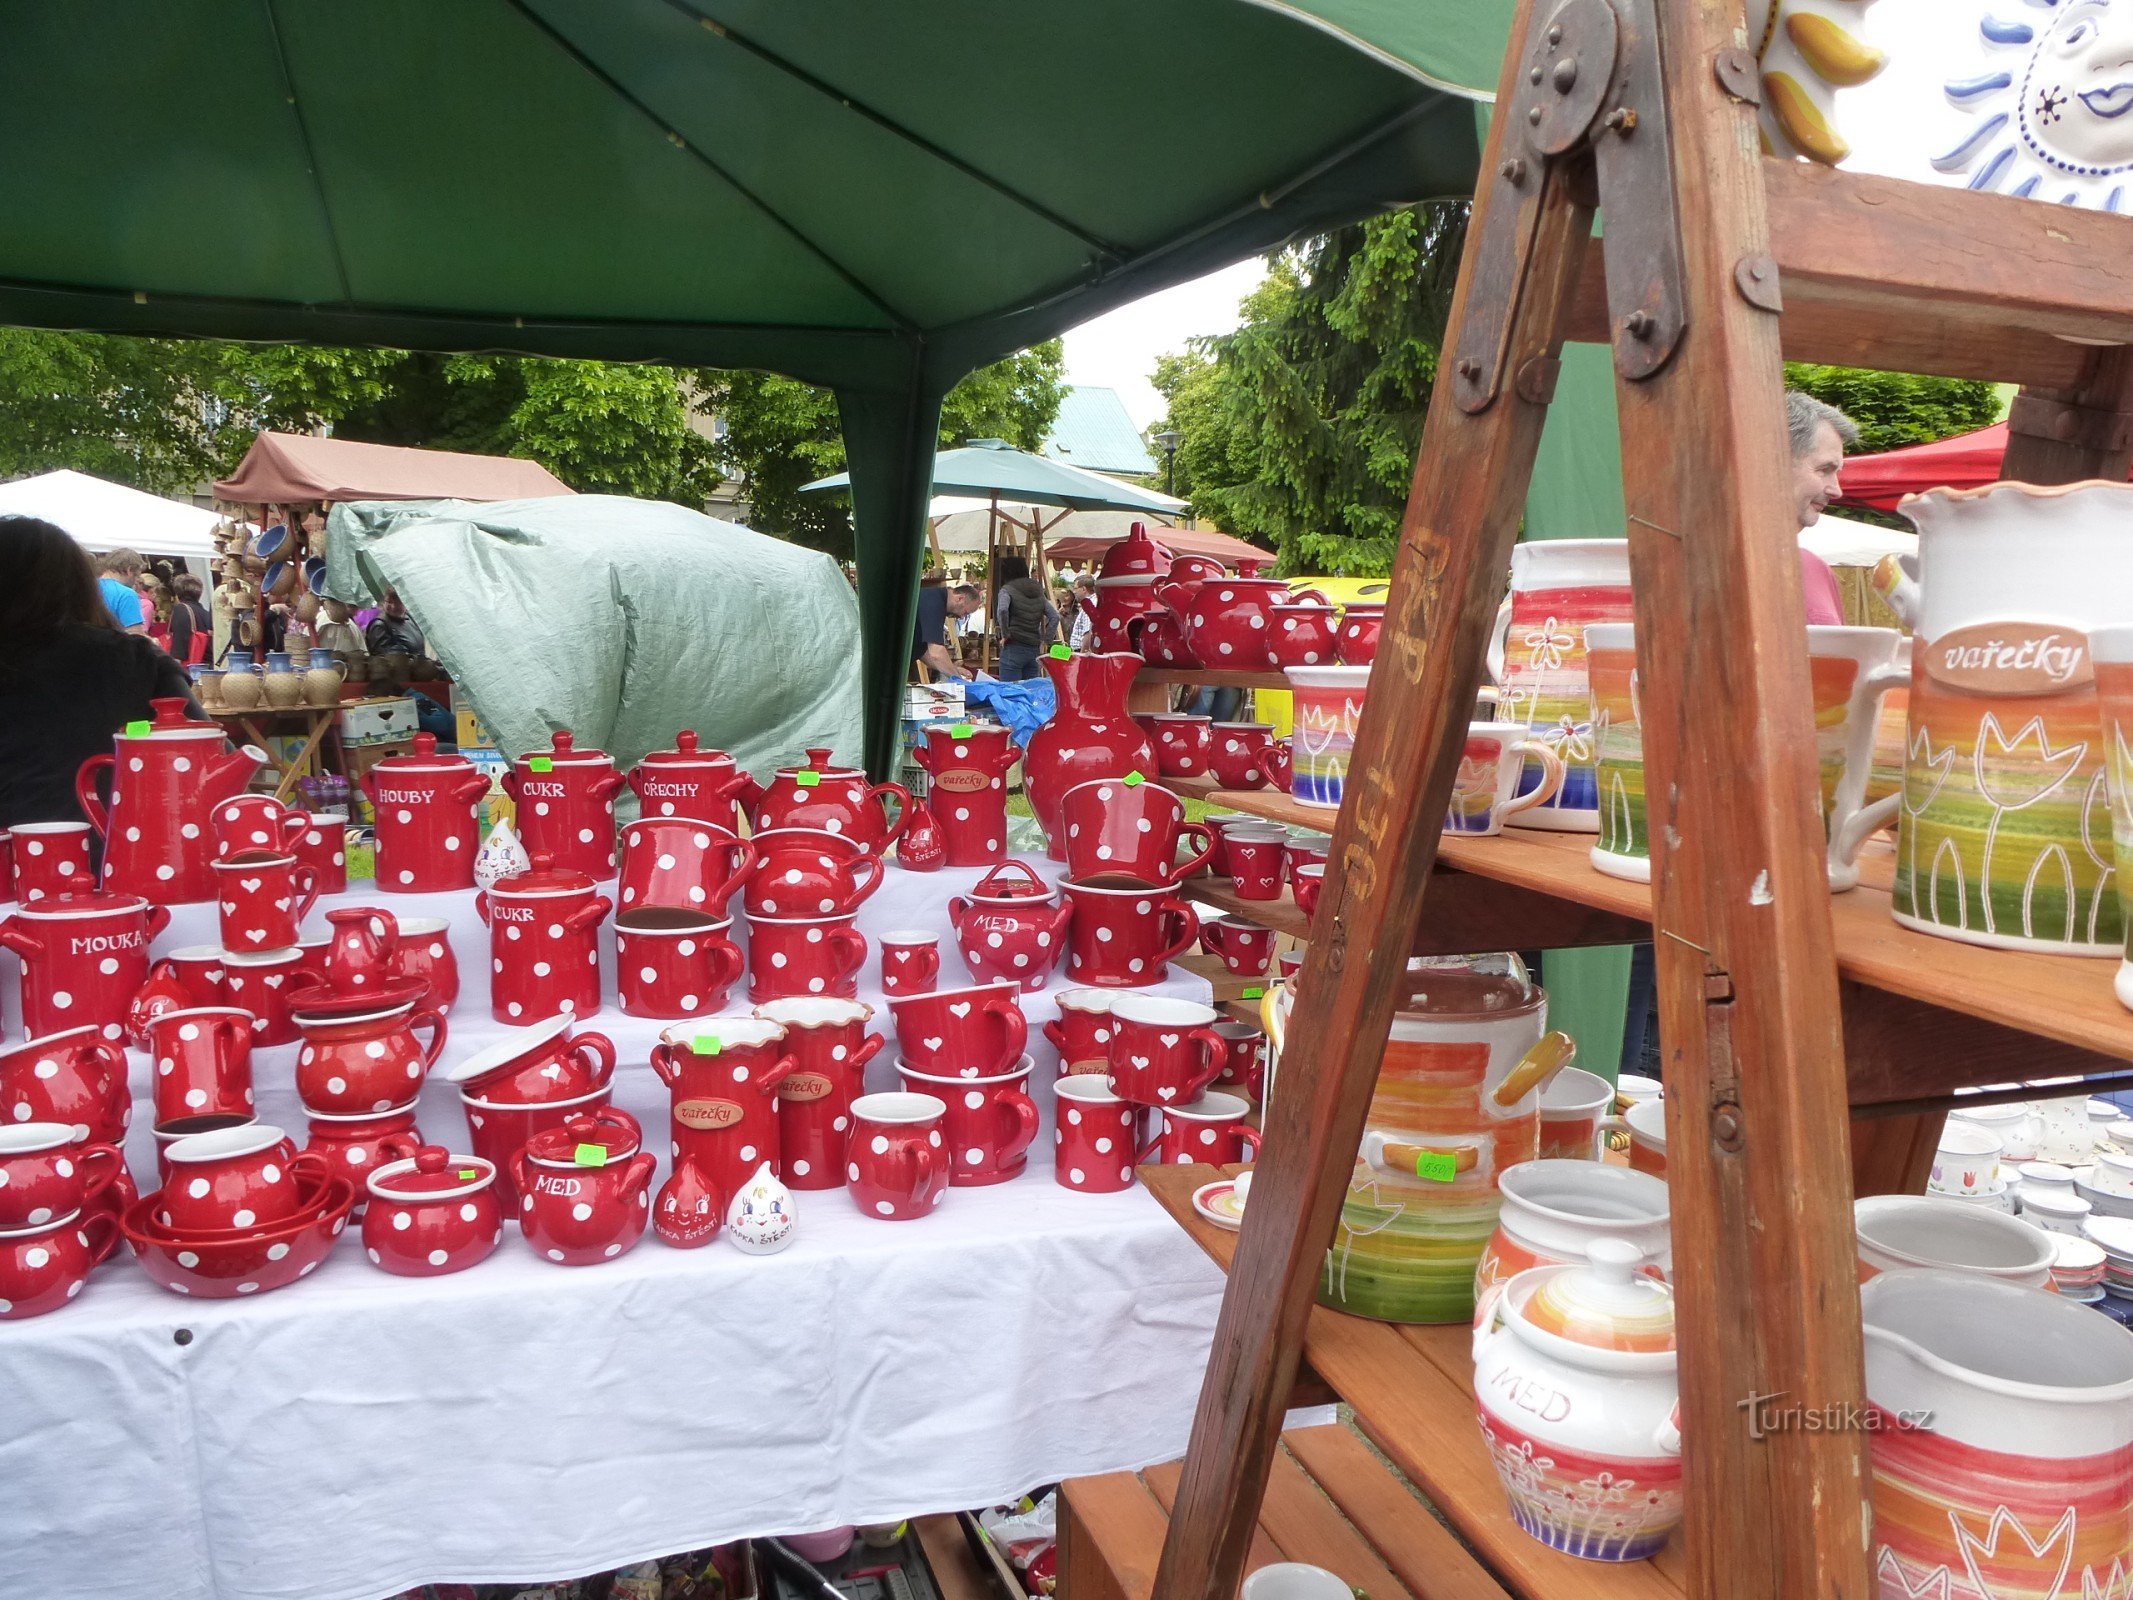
[992,555,1058,681]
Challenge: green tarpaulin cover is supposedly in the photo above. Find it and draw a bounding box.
[327,495,862,776]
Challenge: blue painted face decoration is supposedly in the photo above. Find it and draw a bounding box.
[1939,0,2133,205]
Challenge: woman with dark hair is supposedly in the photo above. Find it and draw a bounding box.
[0,516,197,828]
[168,574,211,666]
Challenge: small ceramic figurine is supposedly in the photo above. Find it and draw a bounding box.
[726,1161,796,1255]
[472,820,530,893]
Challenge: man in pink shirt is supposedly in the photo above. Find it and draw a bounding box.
[1787,389,1855,625]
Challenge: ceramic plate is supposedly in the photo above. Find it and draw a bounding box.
[1192,1180,1247,1232]
[283,977,431,1020]
[2083,1214,2133,1259]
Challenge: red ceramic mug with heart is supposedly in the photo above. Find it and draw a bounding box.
[0,1026,130,1146]
[145,1006,257,1123]
[218,947,322,1046]
[616,911,744,1017]
[0,1211,119,1319]
[1141,1090,1262,1165]
[212,852,321,952]
[1059,876,1200,987]
[1042,988,1117,1075]
[158,1122,330,1232]
[210,795,309,860]
[443,1016,618,1103]
[1105,994,1228,1108]
[387,916,460,1012]
[1292,862,1325,920]
[1052,1074,1142,1194]
[744,829,885,919]
[1221,831,1288,902]
[1058,779,1214,888]
[748,913,867,1003]
[6,822,96,902]
[897,1057,1042,1187]
[362,1147,504,1278]
[0,1122,125,1230]
[879,931,940,996]
[617,819,755,918]
[845,1092,949,1220]
[887,981,1029,1078]
[1199,915,1276,977]
[754,997,883,1190]
[291,813,348,896]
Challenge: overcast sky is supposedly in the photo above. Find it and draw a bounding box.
[1065,0,1991,429]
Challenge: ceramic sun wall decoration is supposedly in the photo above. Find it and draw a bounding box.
[1747,0,1891,164]
[1934,0,2133,206]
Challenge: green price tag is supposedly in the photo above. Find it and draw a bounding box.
[795,770,821,788]
[691,1034,721,1055]
[125,720,151,737]
[457,1169,479,1181]
[528,756,553,773]
[1241,986,1265,1000]
[1048,643,1071,660]
[951,723,975,738]
[572,1142,607,1168]
[1413,1150,1458,1183]
[1123,770,1145,787]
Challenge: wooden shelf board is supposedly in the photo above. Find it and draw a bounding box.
[1141,1164,1685,1600]
[1133,667,1291,690]
[1186,877,1312,939]
[1175,780,2133,1089]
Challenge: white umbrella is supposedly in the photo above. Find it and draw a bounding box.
[0,469,233,563]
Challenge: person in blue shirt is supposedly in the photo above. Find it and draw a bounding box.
[95,547,147,634]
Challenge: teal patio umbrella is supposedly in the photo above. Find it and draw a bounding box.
[0,0,1522,773]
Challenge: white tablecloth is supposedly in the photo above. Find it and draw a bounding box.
[0,858,1233,1600]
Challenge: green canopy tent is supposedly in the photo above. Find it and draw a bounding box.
[0,0,1635,1067]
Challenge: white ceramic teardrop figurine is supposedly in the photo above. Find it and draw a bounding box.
[472,820,531,893]
[726,1161,796,1255]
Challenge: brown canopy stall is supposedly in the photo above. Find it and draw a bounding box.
[213,432,574,504]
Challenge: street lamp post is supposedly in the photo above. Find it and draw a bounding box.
[1151,429,1180,498]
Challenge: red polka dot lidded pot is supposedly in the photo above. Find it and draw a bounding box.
[475,853,612,1025]
[502,731,627,882]
[361,734,490,894]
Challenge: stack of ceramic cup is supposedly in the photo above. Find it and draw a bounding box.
[613,818,756,1017]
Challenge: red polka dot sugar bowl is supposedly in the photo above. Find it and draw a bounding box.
[475,853,612,1024]
[511,1108,656,1267]
[362,1145,503,1277]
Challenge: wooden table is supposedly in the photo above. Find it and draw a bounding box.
[207,704,345,804]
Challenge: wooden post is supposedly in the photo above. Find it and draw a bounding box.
[1147,6,1600,1585]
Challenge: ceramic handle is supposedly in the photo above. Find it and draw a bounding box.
[1654,1405,1682,1457]
[621,1150,659,1200]
[997,1090,1040,1165]
[140,904,172,944]
[986,997,1030,1063]
[1484,594,1513,685]
[1288,586,1330,607]
[1493,1030,1577,1108]
[1233,1125,1264,1158]
[1259,746,1293,793]
[409,1010,449,1071]
[1041,1019,1072,1059]
[376,1134,422,1168]
[1155,902,1201,967]
[79,1211,121,1268]
[473,891,490,926]
[0,920,45,961]
[706,839,758,917]
[289,866,322,929]
[847,1033,885,1075]
[74,756,113,839]
[869,782,913,848]
[977,859,1045,897]
[1169,823,1217,882]
[844,852,884,909]
[1184,1027,1229,1102]
[1496,739,1567,819]
[451,774,491,807]
[563,896,611,935]
[828,927,868,983]
[648,1043,681,1091]
[701,938,744,1000]
[1825,660,1909,888]
[751,1050,800,1095]
[590,772,629,803]
[275,811,313,853]
[500,769,520,800]
[899,1136,945,1202]
[572,1031,618,1090]
[74,1144,126,1209]
[288,1149,337,1192]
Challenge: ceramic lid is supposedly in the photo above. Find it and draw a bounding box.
[1097,521,1173,579]
[373,732,474,774]
[1394,953,1541,1020]
[775,746,862,781]
[520,730,612,767]
[368,1146,495,1200]
[13,887,148,919]
[1515,1239,1676,1355]
[637,730,735,770]
[122,698,226,741]
[523,1110,640,1167]
[970,861,1052,902]
[491,852,597,896]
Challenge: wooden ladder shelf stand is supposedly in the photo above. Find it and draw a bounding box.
[1097,0,2133,1596]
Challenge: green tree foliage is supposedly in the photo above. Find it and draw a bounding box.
[0,330,720,503]
[1782,363,2003,454]
[1151,203,1468,576]
[699,341,1067,560]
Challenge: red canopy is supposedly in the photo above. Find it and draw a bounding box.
[213,431,574,505]
[1837,425,2013,512]
[1045,522,1272,568]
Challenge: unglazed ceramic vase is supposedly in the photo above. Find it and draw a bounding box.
[1869,481,2133,955]
[1486,540,1634,832]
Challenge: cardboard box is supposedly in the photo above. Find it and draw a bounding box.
[454,705,498,751]
[341,696,420,746]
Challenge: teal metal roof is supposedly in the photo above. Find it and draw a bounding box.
[1042,386,1160,476]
